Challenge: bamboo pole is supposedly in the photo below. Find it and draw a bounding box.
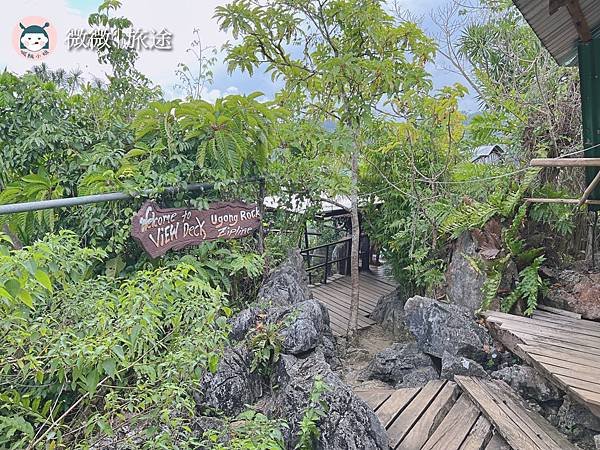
[578,170,600,206]
[525,198,600,205]
[530,158,600,167]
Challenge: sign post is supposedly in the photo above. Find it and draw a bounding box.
[131,200,261,258]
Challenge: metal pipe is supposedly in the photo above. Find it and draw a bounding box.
[0,181,224,216]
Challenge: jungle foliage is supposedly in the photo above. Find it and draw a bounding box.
[0,0,593,448]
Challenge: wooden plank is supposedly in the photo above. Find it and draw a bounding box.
[313,300,350,326]
[361,271,399,287]
[484,433,510,450]
[531,311,600,333]
[321,281,381,307]
[564,0,593,43]
[421,394,481,450]
[531,313,600,337]
[363,279,398,292]
[530,158,600,167]
[553,374,600,401]
[487,317,600,350]
[481,376,579,450]
[456,376,577,450]
[514,333,600,357]
[536,305,581,319]
[485,311,600,340]
[571,386,600,407]
[355,390,394,411]
[312,288,374,317]
[388,380,447,448]
[520,344,600,368]
[513,343,600,412]
[316,283,379,310]
[313,293,374,327]
[459,414,493,450]
[397,381,460,450]
[455,377,547,450]
[534,356,600,389]
[376,387,421,428]
[357,275,397,294]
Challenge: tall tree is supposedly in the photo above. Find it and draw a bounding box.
[216,0,435,339]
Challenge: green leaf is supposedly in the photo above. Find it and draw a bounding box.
[112,345,125,361]
[208,353,219,374]
[19,290,34,309]
[102,358,117,377]
[34,269,52,291]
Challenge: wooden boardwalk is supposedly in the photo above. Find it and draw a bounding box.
[356,377,576,450]
[310,271,398,336]
[483,306,600,418]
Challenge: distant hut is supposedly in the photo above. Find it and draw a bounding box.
[471,144,505,165]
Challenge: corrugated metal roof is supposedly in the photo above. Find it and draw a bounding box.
[512,0,600,66]
[472,144,504,159]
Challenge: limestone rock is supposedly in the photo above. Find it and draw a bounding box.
[446,232,487,311]
[370,288,412,340]
[258,251,312,307]
[360,342,438,387]
[557,396,600,449]
[280,299,331,355]
[267,351,389,449]
[403,296,492,363]
[544,269,600,320]
[397,367,440,388]
[440,351,488,380]
[229,306,260,341]
[195,345,263,416]
[491,365,562,403]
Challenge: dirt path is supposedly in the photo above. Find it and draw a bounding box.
[335,324,412,390]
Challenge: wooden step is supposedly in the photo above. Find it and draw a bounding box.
[455,376,577,450]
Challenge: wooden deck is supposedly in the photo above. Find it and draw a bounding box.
[355,377,576,450]
[310,271,398,336]
[483,306,600,418]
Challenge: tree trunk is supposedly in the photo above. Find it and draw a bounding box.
[347,147,360,342]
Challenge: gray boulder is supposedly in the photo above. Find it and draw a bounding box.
[446,232,487,311]
[370,288,412,341]
[404,296,493,363]
[397,367,440,388]
[280,299,331,355]
[557,396,600,449]
[440,351,488,380]
[491,365,562,404]
[229,306,261,341]
[267,351,388,449]
[361,343,438,388]
[258,251,312,307]
[544,269,600,320]
[195,345,263,416]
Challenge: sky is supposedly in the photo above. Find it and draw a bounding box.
[1,0,479,111]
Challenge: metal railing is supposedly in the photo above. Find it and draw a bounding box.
[300,237,352,285]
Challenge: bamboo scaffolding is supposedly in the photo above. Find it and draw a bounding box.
[578,171,600,206]
[530,158,600,167]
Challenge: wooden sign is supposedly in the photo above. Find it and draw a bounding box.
[131,200,261,258]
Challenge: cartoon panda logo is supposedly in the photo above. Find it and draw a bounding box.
[20,22,50,52]
[13,17,56,60]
